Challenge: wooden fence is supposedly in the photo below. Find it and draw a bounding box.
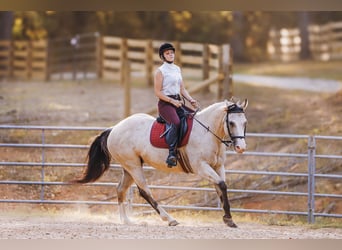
[267,21,342,62]
[0,35,231,89]
[0,40,49,80]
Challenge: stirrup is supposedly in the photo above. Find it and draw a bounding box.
[166,154,177,167]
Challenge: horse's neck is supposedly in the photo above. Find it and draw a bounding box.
[197,103,226,138]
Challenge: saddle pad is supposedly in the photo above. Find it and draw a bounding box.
[150,117,194,149]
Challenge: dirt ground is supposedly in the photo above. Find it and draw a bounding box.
[0,212,341,239]
[0,80,161,126]
[0,78,341,239]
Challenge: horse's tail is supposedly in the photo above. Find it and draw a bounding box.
[71,128,112,184]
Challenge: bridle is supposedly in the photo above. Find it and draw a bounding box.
[185,104,246,147]
[225,104,246,143]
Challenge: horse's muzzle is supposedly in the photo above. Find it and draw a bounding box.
[233,139,246,154]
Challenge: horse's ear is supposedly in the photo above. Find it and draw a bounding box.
[229,96,238,103]
[241,99,248,111]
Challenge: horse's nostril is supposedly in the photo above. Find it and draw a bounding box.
[235,145,245,153]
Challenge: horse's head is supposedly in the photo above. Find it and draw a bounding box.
[224,99,248,153]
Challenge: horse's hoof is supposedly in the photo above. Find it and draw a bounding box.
[169,220,179,226]
[223,216,238,228]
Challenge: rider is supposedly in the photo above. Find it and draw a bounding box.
[154,42,199,167]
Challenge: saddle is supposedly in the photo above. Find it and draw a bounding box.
[150,107,194,149]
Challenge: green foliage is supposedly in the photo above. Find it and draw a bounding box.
[5,11,342,61]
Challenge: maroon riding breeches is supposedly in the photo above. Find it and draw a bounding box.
[158,100,182,129]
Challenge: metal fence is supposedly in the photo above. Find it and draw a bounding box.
[0,125,341,224]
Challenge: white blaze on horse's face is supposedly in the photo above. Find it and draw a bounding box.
[228,112,247,153]
[225,99,248,154]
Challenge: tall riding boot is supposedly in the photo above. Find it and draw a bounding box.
[165,123,179,167]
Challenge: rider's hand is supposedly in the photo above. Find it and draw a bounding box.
[170,99,182,108]
[190,99,199,109]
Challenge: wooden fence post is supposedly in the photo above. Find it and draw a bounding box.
[201,43,210,94]
[46,39,51,81]
[28,40,32,79]
[145,39,154,86]
[123,59,131,118]
[120,38,128,86]
[95,33,103,79]
[174,41,181,67]
[0,40,12,79]
[202,43,210,80]
[218,44,233,100]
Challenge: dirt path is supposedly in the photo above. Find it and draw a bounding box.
[234,74,342,93]
[0,214,341,239]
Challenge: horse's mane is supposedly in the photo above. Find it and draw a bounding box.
[198,98,246,115]
[198,100,231,115]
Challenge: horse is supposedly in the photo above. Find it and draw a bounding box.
[71,99,248,228]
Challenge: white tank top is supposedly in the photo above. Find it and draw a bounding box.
[157,62,182,96]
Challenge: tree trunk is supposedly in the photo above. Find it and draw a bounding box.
[298,12,311,60]
[230,11,246,62]
[0,11,14,40]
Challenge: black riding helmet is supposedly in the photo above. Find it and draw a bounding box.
[159,43,176,60]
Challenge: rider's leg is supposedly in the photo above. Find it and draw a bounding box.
[165,123,179,167]
[158,100,181,167]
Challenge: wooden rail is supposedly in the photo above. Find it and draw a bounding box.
[267,21,342,62]
[0,36,234,120]
[0,36,233,102]
[0,36,228,82]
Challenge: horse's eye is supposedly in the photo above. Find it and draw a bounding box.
[229,121,234,127]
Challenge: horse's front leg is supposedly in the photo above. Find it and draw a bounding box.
[215,181,237,228]
[215,164,237,228]
[198,163,237,228]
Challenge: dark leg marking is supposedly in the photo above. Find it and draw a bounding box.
[138,187,160,215]
[217,181,237,228]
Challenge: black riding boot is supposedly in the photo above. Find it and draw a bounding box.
[165,123,179,167]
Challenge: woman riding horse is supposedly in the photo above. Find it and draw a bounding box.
[154,43,199,167]
[71,98,248,228]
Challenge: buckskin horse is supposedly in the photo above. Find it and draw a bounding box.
[71,99,248,228]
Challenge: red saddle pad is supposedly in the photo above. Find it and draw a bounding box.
[150,117,194,148]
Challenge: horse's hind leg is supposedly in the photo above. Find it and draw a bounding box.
[128,168,179,226]
[117,169,135,225]
[136,185,179,226]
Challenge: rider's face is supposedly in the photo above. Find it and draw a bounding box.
[163,49,175,62]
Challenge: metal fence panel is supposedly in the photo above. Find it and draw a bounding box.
[0,125,341,223]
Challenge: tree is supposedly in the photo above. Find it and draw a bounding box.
[230,11,247,62]
[298,12,311,60]
[0,11,14,40]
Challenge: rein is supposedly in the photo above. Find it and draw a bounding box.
[182,103,245,148]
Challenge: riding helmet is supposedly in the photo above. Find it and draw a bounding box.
[159,43,175,60]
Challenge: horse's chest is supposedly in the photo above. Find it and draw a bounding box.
[200,147,224,167]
